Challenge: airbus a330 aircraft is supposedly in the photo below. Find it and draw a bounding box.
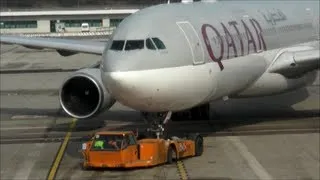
[1,1,319,135]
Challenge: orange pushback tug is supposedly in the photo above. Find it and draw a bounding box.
[80,130,203,169]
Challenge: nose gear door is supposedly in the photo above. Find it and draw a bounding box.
[177,21,205,65]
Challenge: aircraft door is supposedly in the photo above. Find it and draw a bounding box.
[176,21,205,65]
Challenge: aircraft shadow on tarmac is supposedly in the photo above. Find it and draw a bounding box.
[1,87,319,134]
[210,87,319,118]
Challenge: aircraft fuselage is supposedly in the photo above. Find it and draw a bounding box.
[100,1,319,112]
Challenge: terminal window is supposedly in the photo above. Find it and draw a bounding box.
[0,21,37,29]
[110,19,123,27]
[60,19,102,27]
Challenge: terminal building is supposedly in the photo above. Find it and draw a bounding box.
[0,9,137,34]
[0,0,201,35]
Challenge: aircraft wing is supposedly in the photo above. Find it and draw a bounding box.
[0,35,107,56]
[268,45,320,78]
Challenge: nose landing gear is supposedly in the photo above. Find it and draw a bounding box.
[141,103,211,138]
[141,111,172,139]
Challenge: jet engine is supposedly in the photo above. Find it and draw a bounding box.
[59,68,116,119]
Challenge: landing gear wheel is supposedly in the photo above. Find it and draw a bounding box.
[188,133,204,156]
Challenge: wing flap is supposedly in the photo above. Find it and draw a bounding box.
[269,48,320,78]
[0,35,107,55]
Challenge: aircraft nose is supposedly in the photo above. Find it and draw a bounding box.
[100,50,215,112]
[101,50,142,73]
[102,71,147,109]
[101,53,122,73]
[101,64,215,112]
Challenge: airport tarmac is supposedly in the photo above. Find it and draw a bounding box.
[1,44,320,180]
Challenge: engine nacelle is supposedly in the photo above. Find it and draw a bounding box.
[59,68,116,119]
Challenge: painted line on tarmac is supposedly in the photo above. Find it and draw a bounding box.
[228,136,273,180]
[46,118,77,180]
[0,122,143,131]
[0,68,78,74]
[0,126,48,131]
[0,137,82,144]
[11,115,49,119]
[176,160,189,180]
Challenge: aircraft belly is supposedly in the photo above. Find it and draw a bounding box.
[236,70,318,97]
[102,64,216,112]
[207,55,267,101]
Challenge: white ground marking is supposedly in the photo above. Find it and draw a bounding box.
[11,144,44,180]
[228,136,273,180]
[13,160,36,180]
[1,144,23,175]
[11,115,49,119]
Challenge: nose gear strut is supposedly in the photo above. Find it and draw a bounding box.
[141,111,172,139]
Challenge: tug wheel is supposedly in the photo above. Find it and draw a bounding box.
[188,133,203,156]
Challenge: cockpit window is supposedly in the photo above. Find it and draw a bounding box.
[110,40,125,51]
[146,38,156,50]
[125,40,144,50]
[110,38,165,51]
[152,37,166,49]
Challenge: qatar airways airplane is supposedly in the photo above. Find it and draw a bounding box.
[1,1,319,134]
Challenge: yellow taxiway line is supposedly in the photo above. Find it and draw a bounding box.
[176,160,189,180]
[47,118,77,180]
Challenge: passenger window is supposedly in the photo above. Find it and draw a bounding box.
[125,40,144,50]
[152,37,166,49]
[110,40,125,51]
[146,38,156,50]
